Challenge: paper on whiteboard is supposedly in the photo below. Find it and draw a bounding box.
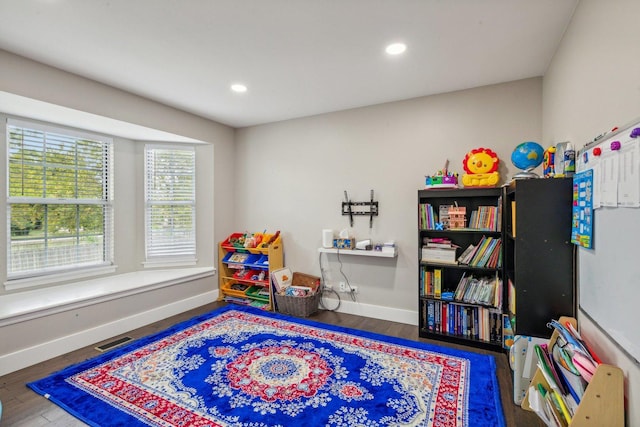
[591,163,602,209]
[617,140,640,207]
[600,152,619,207]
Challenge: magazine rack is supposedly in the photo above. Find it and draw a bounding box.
[522,316,624,426]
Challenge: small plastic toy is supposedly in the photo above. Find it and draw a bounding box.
[543,146,556,177]
[461,148,500,187]
[425,159,458,189]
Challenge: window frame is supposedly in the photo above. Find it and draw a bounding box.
[5,118,114,286]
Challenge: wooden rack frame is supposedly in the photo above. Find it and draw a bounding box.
[522,316,625,426]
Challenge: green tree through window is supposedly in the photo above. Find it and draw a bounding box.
[7,119,113,277]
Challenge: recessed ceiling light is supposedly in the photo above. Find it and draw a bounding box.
[231,83,247,93]
[385,43,407,55]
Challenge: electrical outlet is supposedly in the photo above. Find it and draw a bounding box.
[323,283,333,290]
[338,282,357,294]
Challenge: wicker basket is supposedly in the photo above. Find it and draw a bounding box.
[274,272,321,317]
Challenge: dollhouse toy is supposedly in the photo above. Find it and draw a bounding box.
[448,206,466,229]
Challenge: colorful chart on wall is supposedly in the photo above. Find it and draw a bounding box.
[571,169,593,249]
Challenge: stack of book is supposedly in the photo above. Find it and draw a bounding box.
[421,238,459,265]
[418,203,437,229]
[423,299,503,343]
[468,205,501,231]
[420,267,442,298]
[457,236,502,268]
[453,273,503,308]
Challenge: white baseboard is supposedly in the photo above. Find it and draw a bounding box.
[0,290,218,377]
[328,298,418,326]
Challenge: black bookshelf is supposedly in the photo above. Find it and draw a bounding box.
[417,187,505,351]
[503,178,576,338]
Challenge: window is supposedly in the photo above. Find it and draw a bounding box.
[7,118,113,279]
[144,145,196,264]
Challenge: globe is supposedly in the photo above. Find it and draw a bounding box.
[511,141,544,178]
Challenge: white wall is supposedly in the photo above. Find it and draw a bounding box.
[235,77,542,321]
[542,1,640,424]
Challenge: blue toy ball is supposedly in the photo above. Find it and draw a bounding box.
[511,141,544,171]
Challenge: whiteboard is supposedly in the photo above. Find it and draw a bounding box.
[576,119,640,364]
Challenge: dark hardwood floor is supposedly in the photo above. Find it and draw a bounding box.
[0,302,543,426]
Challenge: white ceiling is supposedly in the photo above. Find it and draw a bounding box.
[0,0,578,129]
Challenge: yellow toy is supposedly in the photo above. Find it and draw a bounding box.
[461,148,500,187]
[543,146,556,177]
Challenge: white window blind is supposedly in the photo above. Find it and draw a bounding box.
[144,145,196,262]
[6,118,114,278]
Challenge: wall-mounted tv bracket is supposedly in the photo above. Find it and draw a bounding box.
[342,190,378,228]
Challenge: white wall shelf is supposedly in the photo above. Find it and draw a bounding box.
[317,247,397,258]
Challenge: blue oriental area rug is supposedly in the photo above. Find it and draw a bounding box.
[28,305,505,427]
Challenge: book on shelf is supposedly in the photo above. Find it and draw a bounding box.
[419,203,437,230]
[467,236,491,266]
[424,237,458,248]
[421,246,457,264]
[462,236,502,268]
[485,240,502,268]
[438,204,453,229]
[434,269,442,298]
[427,300,435,331]
[477,238,499,267]
[457,244,476,264]
[471,205,502,231]
[453,273,502,308]
[421,267,432,296]
[454,272,468,301]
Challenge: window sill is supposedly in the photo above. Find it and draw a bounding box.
[4,265,118,291]
[0,266,216,327]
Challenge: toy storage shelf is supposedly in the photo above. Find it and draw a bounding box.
[317,247,397,258]
[217,233,283,310]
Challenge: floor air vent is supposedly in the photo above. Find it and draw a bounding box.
[95,336,133,352]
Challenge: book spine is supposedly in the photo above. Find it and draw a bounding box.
[427,300,435,331]
[478,238,498,267]
[441,301,447,333]
[434,269,442,298]
[450,304,455,335]
[473,307,479,339]
[470,236,492,266]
